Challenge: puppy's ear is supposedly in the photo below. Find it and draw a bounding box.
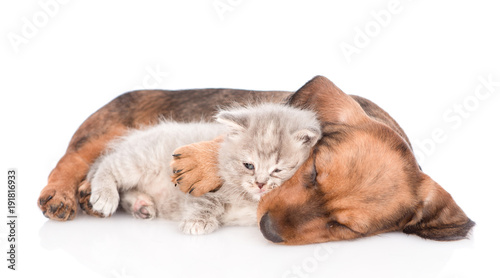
[216,111,248,134]
[403,174,475,241]
[288,76,367,125]
[293,127,321,147]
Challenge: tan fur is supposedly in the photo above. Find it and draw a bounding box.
[171,136,225,197]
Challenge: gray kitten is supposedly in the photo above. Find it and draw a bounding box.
[87,103,321,234]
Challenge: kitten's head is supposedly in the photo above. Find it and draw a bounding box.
[216,103,321,201]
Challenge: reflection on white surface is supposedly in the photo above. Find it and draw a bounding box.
[34,210,478,278]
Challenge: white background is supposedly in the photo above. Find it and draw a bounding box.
[1,1,499,277]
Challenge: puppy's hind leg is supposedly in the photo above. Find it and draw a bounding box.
[78,178,105,218]
[121,190,157,220]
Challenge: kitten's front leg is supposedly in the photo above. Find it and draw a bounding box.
[180,195,225,235]
[171,136,224,197]
[87,161,121,217]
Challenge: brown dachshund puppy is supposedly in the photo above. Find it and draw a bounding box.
[171,76,474,244]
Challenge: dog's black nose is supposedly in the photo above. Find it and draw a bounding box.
[259,212,284,243]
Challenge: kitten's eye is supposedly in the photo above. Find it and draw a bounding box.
[273,169,282,173]
[243,163,255,170]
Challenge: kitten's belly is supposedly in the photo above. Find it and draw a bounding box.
[132,121,228,221]
[221,201,258,226]
[137,172,186,221]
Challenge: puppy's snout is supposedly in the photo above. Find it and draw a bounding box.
[259,212,284,243]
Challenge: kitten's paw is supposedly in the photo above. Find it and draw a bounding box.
[179,218,219,235]
[171,136,224,197]
[132,198,156,220]
[78,179,105,218]
[89,185,119,217]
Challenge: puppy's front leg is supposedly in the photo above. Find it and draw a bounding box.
[170,136,225,197]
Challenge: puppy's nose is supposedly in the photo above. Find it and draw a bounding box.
[259,212,284,243]
[256,182,266,189]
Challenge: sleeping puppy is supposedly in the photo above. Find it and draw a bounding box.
[170,76,474,244]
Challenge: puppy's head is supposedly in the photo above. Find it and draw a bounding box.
[257,76,474,245]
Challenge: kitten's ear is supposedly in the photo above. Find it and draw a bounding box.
[293,127,321,147]
[216,111,248,134]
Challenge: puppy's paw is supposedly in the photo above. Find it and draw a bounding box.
[78,179,105,218]
[38,185,77,221]
[89,184,119,217]
[171,136,225,197]
[179,218,219,235]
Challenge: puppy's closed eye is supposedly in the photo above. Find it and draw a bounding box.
[327,220,361,236]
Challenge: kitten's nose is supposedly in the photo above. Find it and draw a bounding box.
[256,182,266,189]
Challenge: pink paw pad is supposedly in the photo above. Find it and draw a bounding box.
[132,198,155,219]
